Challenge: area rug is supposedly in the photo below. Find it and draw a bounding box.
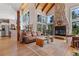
[26,39,74,56]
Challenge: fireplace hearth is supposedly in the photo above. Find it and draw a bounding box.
[55,26,66,36]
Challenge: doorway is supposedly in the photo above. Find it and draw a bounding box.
[1,25,9,37]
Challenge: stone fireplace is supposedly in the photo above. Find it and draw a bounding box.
[54,3,68,36]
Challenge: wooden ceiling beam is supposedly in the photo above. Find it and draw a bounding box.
[46,3,55,14]
[20,3,24,10]
[36,3,40,9]
[42,3,48,11]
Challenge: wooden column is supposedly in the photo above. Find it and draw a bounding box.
[17,10,20,41]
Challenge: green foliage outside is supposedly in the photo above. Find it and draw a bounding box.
[72,23,79,35]
[72,11,77,19]
[47,24,53,35]
[73,52,79,56]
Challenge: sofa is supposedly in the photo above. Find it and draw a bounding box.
[20,31,43,44]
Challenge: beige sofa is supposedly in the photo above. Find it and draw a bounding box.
[20,31,43,44]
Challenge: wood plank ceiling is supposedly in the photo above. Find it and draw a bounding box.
[20,3,55,14]
[36,3,55,14]
[20,3,28,11]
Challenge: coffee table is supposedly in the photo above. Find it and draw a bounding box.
[36,36,53,47]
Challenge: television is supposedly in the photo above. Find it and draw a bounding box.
[55,26,66,36]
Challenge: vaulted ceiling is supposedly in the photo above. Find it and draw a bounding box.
[20,3,28,11]
[20,3,55,14]
[0,3,21,19]
[0,3,55,19]
[7,3,21,11]
[36,3,55,14]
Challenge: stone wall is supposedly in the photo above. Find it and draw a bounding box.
[54,3,69,35]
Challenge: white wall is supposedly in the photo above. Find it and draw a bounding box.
[29,3,37,32]
[9,19,17,27]
[0,4,16,19]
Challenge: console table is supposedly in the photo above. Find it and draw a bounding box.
[72,37,79,49]
[66,35,79,49]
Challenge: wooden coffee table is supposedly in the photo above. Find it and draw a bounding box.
[36,36,53,47]
[36,36,46,47]
[36,38,44,47]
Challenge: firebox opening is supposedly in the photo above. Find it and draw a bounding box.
[55,26,66,36]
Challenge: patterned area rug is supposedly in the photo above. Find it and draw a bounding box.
[26,39,74,56]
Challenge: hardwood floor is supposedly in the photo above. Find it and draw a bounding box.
[0,37,38,56]
[0,37,78,56]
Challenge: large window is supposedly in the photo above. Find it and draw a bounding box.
[47,15,54,24]
[72,8,79,19]
[47,15,54,35]
[37,14,54,35]
[72,21,79,35]
[20,12,29,31]
[37,24,42,32]
[37,15,42,22]
[37,15,47,35]
[71,7,79,35]
[37,15,47,23]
